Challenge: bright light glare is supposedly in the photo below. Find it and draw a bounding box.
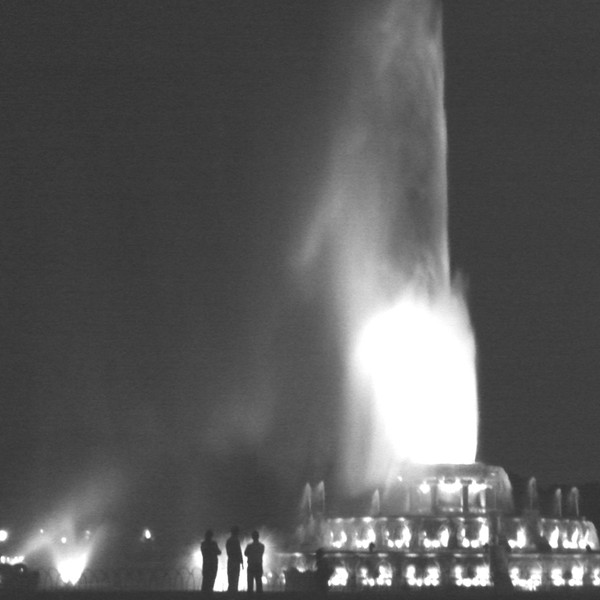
[0,530,8,542]
[330,566,349,587]
[192,548,203,569]
[355,292,477,464]
[1,555,24,565]
[57,553,88,585]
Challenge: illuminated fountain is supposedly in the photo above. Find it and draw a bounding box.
[280,469,600,591]
[282,0,600,591]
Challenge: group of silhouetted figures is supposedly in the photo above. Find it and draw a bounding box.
[200,527,265,593]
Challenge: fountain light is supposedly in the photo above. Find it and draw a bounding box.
[191,547,203,569]
[57,552,88,585]
[330,566,349,588]
[0,555,24,565]
[569,564,585,587]
[551,567,566,586]
[509,526,527,550]
[549,526,560,549]
[418,482,431,494]
[355,292,477,465]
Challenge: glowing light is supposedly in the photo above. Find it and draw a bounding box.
[191,548,203,569]
[509,527,527,550]
[418,483,431,494]
[528,566,543,590]
[60,536,67,544]
[478,522,490,546]
[0,555,24,565]
[406,564,421,587]
[424,565,440,587]
[549,526,560,549]
[57,552,88,585]
[569,564,584,587]
[0,530,8,542]
[551,567,565,587]
[439,480,462,494]
[354,527,376,550]
[355,293,477,465]
[475,565,491,587]
[332,530,347,549]
[330,566,349,587]
[580,528,591,550]
[142,528,152,541]
[439,525,450,548]
[387,522,411,550]
[377,563,393,587]
[470,482,488,495]
[509,566,540,590]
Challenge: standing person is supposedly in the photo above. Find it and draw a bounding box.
[226,525,243,592]
[244,530,265,593]
[315,548,333,593]
[201,529,221,592]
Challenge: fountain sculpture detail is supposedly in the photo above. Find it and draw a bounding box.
[278,469,600,591]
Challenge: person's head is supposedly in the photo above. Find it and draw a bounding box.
[230,525,239,537]
[251,530,259,541]
[205,529,213,541]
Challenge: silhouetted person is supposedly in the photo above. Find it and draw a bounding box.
[366,542,379,582]
[244,530,265,593]
[226,525,243,592]
[534,534,552,553]
[201,529,221,592]
[315,548,333,593]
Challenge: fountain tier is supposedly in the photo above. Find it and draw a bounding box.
[278,464,600,591]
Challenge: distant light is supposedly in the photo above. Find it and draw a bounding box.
[60,536,67,544]
[1,555,24,565]
[39,529,45,535]
[192,548,203,569]
[0,530,8,542]
[142,528,152,541]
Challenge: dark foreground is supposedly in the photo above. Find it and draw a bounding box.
[2,590,600,600]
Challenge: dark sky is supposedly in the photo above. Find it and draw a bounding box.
[1,0,600,547]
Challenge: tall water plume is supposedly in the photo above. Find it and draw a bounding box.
[298,1,477,493]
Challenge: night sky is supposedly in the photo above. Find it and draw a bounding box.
[2,0,600,547]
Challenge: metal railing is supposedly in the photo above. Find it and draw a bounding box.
[37,567,203,590]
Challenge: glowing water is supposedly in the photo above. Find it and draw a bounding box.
[299,1,477,487]
[355,291,476,465]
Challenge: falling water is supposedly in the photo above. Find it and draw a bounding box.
[567,487,580,518]
[313,481,326,517]
[553,488,563,518]
[526,477,539,511]
[299,0,477,492]
[299,483,312,518]
[369,489,381,517]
